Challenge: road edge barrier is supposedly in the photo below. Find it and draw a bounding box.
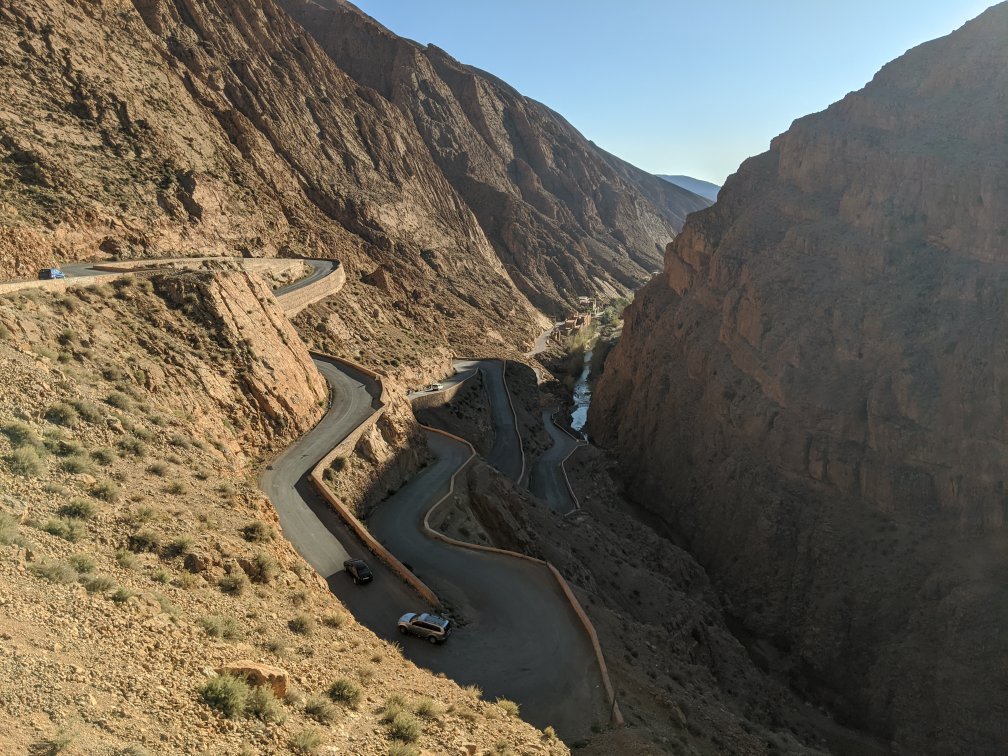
[303,352,439,606]
[501,360,527,486]
[276,261,346,316]
[408,364,480,410]
[451,358,526,486]
[418,423,624,727]
[548,409,583,514]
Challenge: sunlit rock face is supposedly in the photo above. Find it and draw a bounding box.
[278,0,711,312]
[591,5,1008,752]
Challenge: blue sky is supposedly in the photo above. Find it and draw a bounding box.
[349,1,995,185]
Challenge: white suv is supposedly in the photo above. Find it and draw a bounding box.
[397,612,451,644]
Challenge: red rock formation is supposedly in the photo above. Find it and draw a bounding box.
[592,6,1008,752]
[0,0,537,348]
[277,0,711,311]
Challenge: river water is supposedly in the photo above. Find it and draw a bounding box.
[570,348,593,433]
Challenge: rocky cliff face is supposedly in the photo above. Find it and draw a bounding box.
[276,0,710,311]
[592,5,1008,752]
[0,0,539,346]
[0,0,697,333]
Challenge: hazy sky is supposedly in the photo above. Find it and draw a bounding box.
[349,1,995,185]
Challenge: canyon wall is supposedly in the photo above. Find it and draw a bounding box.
[0,0,539,348]
[278,0,710,311]
[0,0,700,336]
[591,5,1008,753]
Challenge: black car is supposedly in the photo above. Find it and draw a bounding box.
[343,558,373,585]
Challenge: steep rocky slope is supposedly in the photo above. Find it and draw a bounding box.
[0,274,558,754]
[592,5,1008,753]
[277,0,710,311]
[0,0,540,347]
[0,0,697,340]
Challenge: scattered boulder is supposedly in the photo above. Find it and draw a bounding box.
[215,660,289,698]
[184,549,215,574]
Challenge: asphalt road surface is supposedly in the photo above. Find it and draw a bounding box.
[367,432,602,738]
[529,410,580,513]
[261,357,603,740]
[447,360,524,484]
[59,258,335,295]
[32,260,604,739]
[259,357,377,577]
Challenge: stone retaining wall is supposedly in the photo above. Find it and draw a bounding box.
[276,262,346,316]
[0,273,132,296]
[305,353,435,604]
[407,370,478,411]
[419,423,624,726]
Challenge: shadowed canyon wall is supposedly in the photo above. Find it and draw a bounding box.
[591,5,1008,753]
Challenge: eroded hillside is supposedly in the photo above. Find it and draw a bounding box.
[0,274,558,754]
[280,0,710,311]
[0,0,541,354]
[591,5,1008,753]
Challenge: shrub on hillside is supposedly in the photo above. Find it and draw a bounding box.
[199,615,244,641]
[67,553,96,573]
[247,552,279,584]
[104,391,132,410]
[83,574,115,593]
[146,461,168,477]
[8,446,44,476]
[91,480,119,502]
[327,678,362,708]
[386,711,421,743]
[1,422,39,447]
[41,517,86,542]
[29,560,76,584]
[218,573,248,596]
[242,520,274,542]
[303,695,337,724]
[289,727,323,755]
[60,454,94,474]
[58,499,95,519]
[0,513,20,545]
[495,698,520,717]
[163,535,193,557]
[128,528,161,553]
[71,400,104,424]
[91,447,117,466]
[247,685,286,724]
[117,437,147,458]
[45,402,79,427]
[380,694,407,723]
[200,674,250,719]
[289,613,316,636]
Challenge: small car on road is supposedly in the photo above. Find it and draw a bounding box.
[343,558,373,585]
[38,268,66,280]
[426,383,445,392]
[398,612,451,644]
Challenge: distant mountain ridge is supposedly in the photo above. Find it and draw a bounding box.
[279,0,710,311]
[657,174,720,202]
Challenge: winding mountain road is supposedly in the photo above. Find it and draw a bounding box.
[529,410,580,513]
[14,258,607,738]
[446,360,524,484]
[60,258,337,296]
[260,358,603,738]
